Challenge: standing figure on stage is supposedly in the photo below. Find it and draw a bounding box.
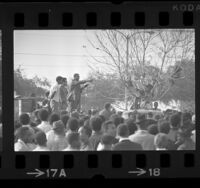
[49,76,64,113]
[68,73,92,112]
[60,77,68,111]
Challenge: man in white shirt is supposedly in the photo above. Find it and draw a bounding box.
[49,76,63,113]
[129,114,155,150]
[15,126,36,151]
[63,132,81,151]
[33,131,50,151]
[37,109,51,133]
[46,120,68,151]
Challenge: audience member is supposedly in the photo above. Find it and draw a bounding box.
[129,114,155,150]
[99,103,113,120]
[46,120,68,151]
[148,124,159,135]
[79,126,92,151]
[154,133,169,150]
[37,109,51,133]
[98,134,115,151]
[63,132,81,151]
[33,131,50,151]
[168,113,181,142]
[177,129,195,150]
[126,119,137,135]
[66,117,80,137]
[15,126,36,151]
[89,117,103,150]
[113,124,142,150]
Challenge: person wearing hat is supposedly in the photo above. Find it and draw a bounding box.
[129,113,155,150]
[46,120,68,151]
[68,73,93,113]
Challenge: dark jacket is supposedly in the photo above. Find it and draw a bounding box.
[112,139,143,151]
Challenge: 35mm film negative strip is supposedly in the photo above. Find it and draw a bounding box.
[0,1,199,179]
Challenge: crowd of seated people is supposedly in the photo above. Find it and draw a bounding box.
[14,103,196,151]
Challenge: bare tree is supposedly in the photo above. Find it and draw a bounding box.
[86,29,194,110]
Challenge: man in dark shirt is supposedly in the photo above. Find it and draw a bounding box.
[112,124,142,151]
[68,74,92,112]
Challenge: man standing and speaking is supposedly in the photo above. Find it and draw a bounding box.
[68,73,93,112]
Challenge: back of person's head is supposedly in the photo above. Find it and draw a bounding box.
[154,133,169,149]
[15,126,33,143]
[38,109,49,121]
[110,114,124,127]
[148,112,153,119]
[35,131,47,146]
[79,126,92,138]
[104,103,111,110]
[101,134,115,145]
[19,113,30,125]
[71,111,79,119]
[117,123,129,138]
[170,113,181,128]
[52,120,65,135]
[136,114,147,130]
[148,124,159,135]
[182,112,192,123]
[90,116,102,132]
[67,117,79,132]
[67,132,80,149]
[125,119,137,135]
[49,113,60,125]
[61,115,70,129]
[158,121,170,134]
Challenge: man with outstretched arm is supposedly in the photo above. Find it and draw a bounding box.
[68,73,93,112]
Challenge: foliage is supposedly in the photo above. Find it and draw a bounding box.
[14,67,50,97]
[87,29,194,109]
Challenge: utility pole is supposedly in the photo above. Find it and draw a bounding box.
[125,36,129,111]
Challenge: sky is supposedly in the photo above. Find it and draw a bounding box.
[14,29,194,86]
[14,30,100,85]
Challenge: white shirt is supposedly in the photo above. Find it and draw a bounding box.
[37,121,52,133]
[33,146,50,151]
[46,130,68,151]
[15,139,36,151]
[62,147,79,151]
[49,84,61,102]
[119,137,130,142]
[129,130,155,150]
